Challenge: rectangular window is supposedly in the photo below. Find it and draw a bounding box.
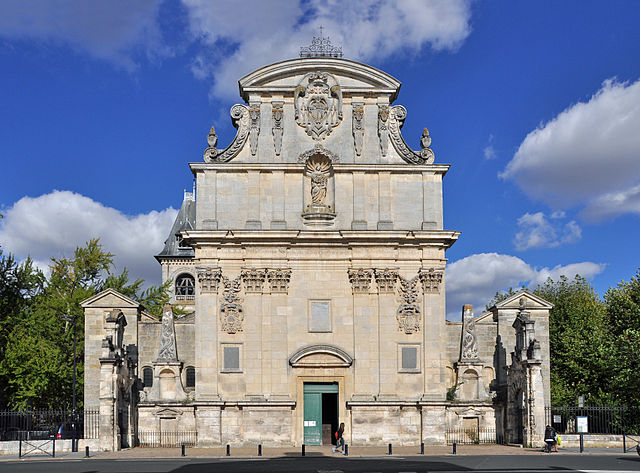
[398,344,420,373]
[222,345,242,372]
[309,300,331,332]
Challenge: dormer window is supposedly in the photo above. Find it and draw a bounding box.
[175,273,195,300]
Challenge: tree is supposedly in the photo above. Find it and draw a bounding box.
[535,275,611,406]
[603,270,640,407]
[0,248,45,407]
[0,239,171,408]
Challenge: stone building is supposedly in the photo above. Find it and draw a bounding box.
[82,38,552,451]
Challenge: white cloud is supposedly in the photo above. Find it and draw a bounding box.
[0,1,472,99]
[483,134,496,159]
[0,0,169,71]
[0,191,177,285]
[446,253,605,320]
[183,0,472,99]
[513,211,581,250]
[500,78,640,221]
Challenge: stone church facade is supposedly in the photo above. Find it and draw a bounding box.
[82,46,552,451]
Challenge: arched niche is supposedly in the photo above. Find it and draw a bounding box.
[299,146,339,226]
[159,368,177,400]
[289,344,353,368]
[461,368,479,401]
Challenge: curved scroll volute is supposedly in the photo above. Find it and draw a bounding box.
[203,104,250,163]
[388,105,435,164]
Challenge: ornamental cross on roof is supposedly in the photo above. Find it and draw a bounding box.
[300,27,343,58]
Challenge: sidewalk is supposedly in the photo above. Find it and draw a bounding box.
[1,443,636,461]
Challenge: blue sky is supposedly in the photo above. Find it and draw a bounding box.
[1,0,639,319]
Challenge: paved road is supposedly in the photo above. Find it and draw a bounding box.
[2,454,640,472]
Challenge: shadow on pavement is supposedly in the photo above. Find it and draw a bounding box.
[169,457,472,473]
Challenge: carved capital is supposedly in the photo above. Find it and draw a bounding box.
[419,268,443,294]
[241,267,267,293]
[197,267,222,294]
[348,268,372,294]
[374,268,398,293]
[266,268,292,294]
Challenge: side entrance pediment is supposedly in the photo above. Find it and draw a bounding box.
[289,344,353,368]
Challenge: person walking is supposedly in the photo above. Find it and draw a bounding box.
[333,422,345,454]
[544,425,557,453]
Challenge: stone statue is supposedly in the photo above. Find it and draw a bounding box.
[308,158,330,205]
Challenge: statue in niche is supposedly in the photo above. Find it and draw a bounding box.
[306,156,331,207]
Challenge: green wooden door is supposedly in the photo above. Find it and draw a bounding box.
[303,383,338,445]
[303,392,322,445]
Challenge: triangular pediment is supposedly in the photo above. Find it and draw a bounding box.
[491,290,553,310]
[80,288,141,309]
[154,407,183,417]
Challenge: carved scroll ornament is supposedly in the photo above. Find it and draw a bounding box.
[204,104,250,163]
[388,105,435,164]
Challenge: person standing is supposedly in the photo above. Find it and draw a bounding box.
[333,422,345,454]
[544,425,557,453]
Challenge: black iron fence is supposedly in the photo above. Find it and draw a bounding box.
[0,409,99,441]
[137,430,198,448]
[445,428,503,445]
[545,406,640,435]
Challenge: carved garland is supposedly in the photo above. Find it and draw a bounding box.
[220,276,244,334]
[388,105,435,164]
[396,276,421,334]
[203,104,250,163]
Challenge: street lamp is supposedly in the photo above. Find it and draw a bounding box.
[63,312,77,452]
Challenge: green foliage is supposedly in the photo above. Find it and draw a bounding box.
[0,239,170,409]
[535,275,611,405]
[0,249,46,407]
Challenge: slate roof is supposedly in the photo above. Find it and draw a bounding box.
[156,192,196,260]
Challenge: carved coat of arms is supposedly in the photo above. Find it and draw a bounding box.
[294,72,343,140]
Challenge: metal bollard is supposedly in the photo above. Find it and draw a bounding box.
[623,433,626,453]
[421,442,424,455]
[18,439,22,458]
[226,444,230,456]
[85,446,90,458]
[258,444,262,456]
[344,444,348,456]
[388,443,392,455]
[579,433,584,453]
[52,437,56,458]
[302,444,306,456]
[452,442,457,455]
[181,444,185,457]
